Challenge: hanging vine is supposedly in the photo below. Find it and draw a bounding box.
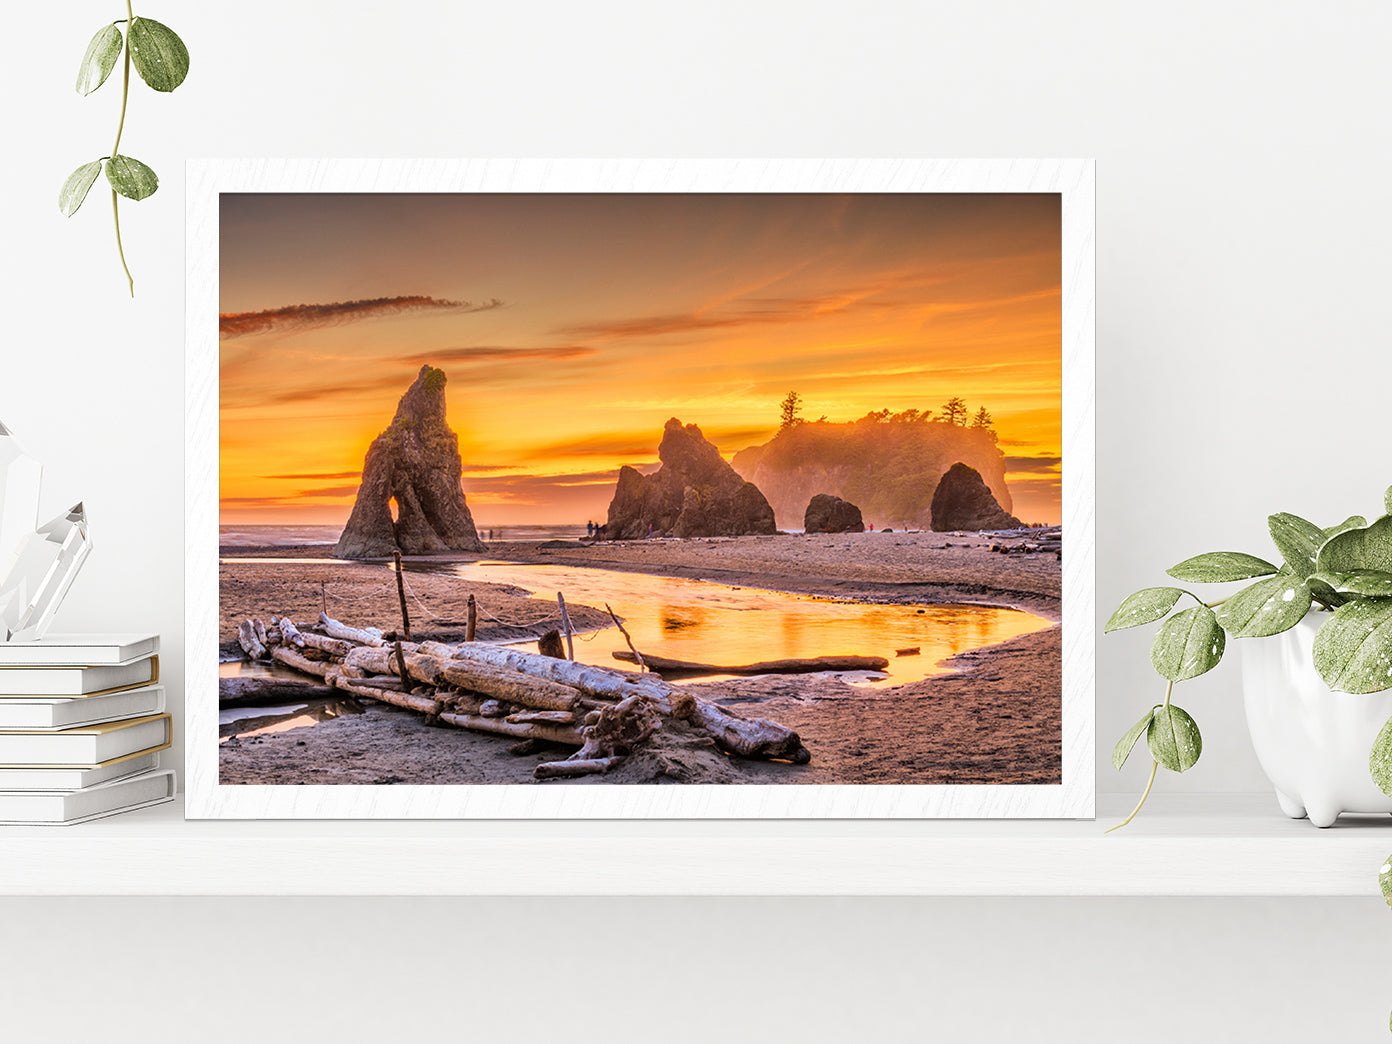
[59,5,189,297]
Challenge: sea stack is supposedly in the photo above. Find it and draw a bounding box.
[335,365,484,558]
[605,418,777,539]
[803,494,865,533]
[930,462,1023,532]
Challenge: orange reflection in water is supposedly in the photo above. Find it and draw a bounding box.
[433,561,1050,687]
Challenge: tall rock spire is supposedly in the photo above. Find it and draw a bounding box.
[335,366,484,558]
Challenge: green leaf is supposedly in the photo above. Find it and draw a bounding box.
[1324,515,1368,540]
[1312,599,1392,694]
[1317,515,1392,575]
[1309,570,1392,598]
[1147,704,1202,772]
[1385,486,1392,516]
[58,160,104,217]
[1305,573,1351,610]
[1104,588,1185,633]
[1166,551,1278,584]
[1371,719,1392,799]
[1112,709,1156,770]
[128,17,189,92]
[1150,605,1226,681]
[104,155,158,201]
[76,23,123,95]
[1214,575,1312,637]
[1379,848,1392,909]
[1267,513,1325,579]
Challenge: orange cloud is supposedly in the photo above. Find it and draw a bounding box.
[401,345,596,366]
[263,470,361,480]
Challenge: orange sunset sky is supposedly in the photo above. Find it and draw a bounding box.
[220,192,1062,528]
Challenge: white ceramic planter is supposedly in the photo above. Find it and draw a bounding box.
[1241,611,1392,827]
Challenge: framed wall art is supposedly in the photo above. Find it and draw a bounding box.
[185,158,1095,818]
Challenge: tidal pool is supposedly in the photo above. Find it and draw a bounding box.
[419,560,1050,687]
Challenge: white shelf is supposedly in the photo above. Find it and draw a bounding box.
[1,794,1388,896]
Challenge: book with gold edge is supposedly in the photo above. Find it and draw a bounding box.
[0,713,171,767]
[0,655,158,696]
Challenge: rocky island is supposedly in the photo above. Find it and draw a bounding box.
[605,418,777,539]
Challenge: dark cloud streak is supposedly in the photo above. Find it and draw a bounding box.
[1003,455,1062,473]
[220,296,502,338]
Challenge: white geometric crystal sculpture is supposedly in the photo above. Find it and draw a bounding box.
[0,422,42,573]
[0,502,92,642]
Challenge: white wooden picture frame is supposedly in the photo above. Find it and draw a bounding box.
[185,158,1095,819]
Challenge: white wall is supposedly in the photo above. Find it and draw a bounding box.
[2,2,1389,1039]
[6,0,1389,795]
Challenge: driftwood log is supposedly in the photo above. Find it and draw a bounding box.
[227,612,812,776]
[611,650,889,677]
[416,641,673,705]
[342,646,581,712]
[690,700,811,763]
[219,676,337,708]
[300,632,354,659]
[277,615,305,648]
[237,620,267,661]
[437,710,584,745]
[271,644,330,678]
[432,641,806,763]
[318,613,385,646]
[534,757,621,779]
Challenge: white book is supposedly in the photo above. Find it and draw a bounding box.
[0,633,159,666]
[0,654,159,696]
[0,685,165,730]
[0,768,176,825]
[0,714,171,767]
[0,750,161,790]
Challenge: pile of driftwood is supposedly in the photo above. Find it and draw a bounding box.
[988,527,1063,561]
[234,612,811,780]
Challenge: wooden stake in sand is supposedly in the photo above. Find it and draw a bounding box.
[557,592,575,660]
[392,550,412,641]
[605,602,646,672]
[466,594,477,642]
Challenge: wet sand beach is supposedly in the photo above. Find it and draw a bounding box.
[219,529,1062,786]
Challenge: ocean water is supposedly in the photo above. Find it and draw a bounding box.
[219,524,343,547]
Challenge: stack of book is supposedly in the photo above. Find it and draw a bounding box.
[0,633,173,825]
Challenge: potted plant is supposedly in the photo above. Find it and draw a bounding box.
[1105,483,1392,833]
